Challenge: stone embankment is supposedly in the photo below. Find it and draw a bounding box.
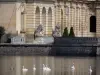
[0,37,100,56]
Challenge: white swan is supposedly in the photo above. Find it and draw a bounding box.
[43,64,46,71]
[45,65,51,72]
[43,64,51,72]
[22,66,28,72]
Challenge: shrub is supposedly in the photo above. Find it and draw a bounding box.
[0,33,11,43]
[6,33,11,43]
[0,26,5,39]
[62,27,68,37]
[69,27,75,37]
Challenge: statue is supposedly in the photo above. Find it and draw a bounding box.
[52,25,61,37]
[34,25,44,39]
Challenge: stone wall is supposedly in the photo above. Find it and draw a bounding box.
[96,4,100,37]
[24,1,96,37]
[0,37,100,56]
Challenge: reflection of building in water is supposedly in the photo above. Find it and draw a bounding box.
[0,56,96,75]
[0,0,100,37]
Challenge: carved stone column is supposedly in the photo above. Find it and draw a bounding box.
[96,5,100,37]
[52,6,55,30]
[16,2,21,34]
[46,8,48,35]
[33,6,36,29]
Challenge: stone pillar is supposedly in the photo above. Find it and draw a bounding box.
[86,8,90,37]
[64,6,67,27]
[79,7,81,37]
[33,6,36,29]
[16,2,21,34]
[71,8,74,27]
[82,6,87,37]
[96,5,100,37]
[68,6,70,32]
[76,6,78,36]
[76,6,80,37]
[85,8,88,37]
[65,6,69,27]
[72,8,75,33]
[74,5,76,36]
[24,3,26,32]
[81,7,84,37]
[79,7,82,37]
[46,8,48,35]
[70,7,72,27]
[52,6,55,30]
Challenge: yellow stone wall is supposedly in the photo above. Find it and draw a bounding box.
[0,3,16,34]
[96,5,100,37]
[24,1,96,37]
[1,1,100,37]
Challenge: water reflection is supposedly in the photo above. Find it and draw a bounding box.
[0,56,97,75]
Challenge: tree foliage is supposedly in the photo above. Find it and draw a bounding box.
[6,33,11,43]
[62,27,68,37]
[69,27,75,37]
[0,26,5,39]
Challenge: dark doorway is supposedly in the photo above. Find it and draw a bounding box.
[90,16,96,32]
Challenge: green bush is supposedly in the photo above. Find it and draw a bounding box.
[6,33,11,43]
[62,27,68,37]
[0,26,5,39]
[69,27,75,37]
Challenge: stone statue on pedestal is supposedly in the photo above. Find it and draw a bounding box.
[34,25,44,39]
[52,25,61,37]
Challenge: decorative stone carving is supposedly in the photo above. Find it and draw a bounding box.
[11,36,25,44]
[34,25,44,39]
[52,25,61,37]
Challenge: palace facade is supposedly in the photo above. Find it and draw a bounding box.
[0,0,100,37]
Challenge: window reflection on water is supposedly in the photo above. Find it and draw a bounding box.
[0,56,98,75]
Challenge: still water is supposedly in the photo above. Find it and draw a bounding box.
[0,56,99,75]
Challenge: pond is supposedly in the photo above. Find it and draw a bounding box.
[0,56,99,75]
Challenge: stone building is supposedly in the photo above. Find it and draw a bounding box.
[0,0,100,37]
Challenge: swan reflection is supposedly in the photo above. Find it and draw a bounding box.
[33,65,36,71]
[71,63,75,71]
[89,66,92,75]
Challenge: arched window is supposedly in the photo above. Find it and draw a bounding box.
[35,6,40,28]
[42,7,46,35]
[90,16,96,32]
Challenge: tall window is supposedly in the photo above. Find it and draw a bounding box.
[42,7,46,35]
[35,6,40,28]
[90,16,96,32]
